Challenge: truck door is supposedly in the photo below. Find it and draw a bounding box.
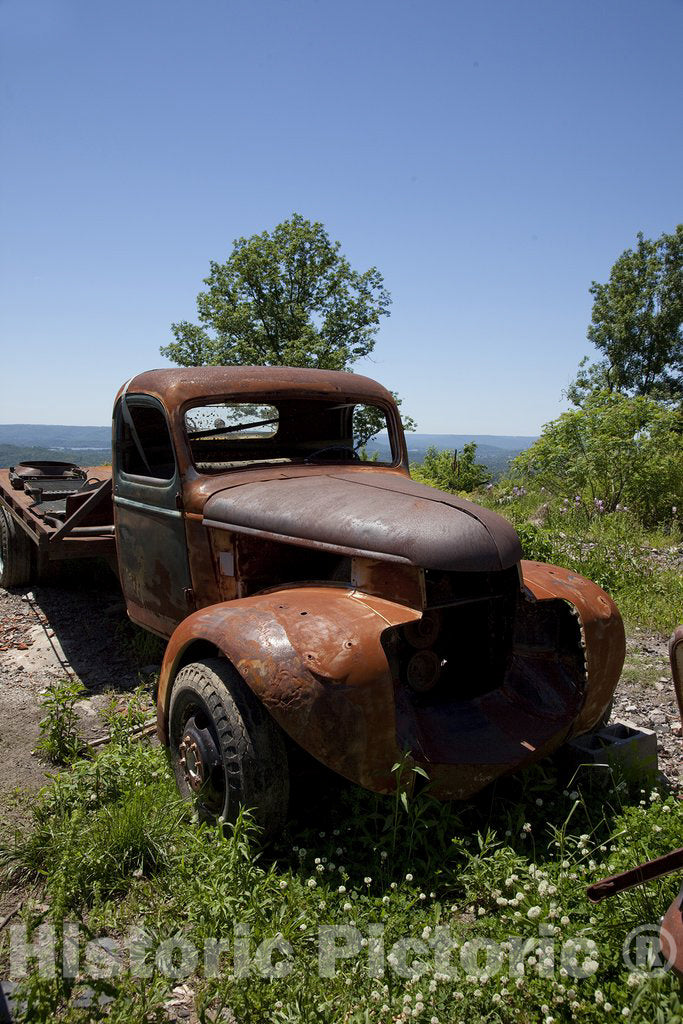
[113,393,192,636]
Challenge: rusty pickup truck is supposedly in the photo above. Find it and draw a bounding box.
[0,367,628,835]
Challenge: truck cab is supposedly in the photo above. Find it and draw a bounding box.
[112,366,410,635]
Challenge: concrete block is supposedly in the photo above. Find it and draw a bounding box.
[558,719,658,785]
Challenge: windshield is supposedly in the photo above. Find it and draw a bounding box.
[184,397,396,472]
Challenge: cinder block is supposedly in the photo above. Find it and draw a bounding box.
[558,719,658,784]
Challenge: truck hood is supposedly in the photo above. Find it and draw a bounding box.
[202,470,522,572]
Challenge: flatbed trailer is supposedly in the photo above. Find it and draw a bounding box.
[0,462,117,582]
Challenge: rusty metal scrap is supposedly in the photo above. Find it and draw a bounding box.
[203,471,523,572]
[588,850,683,980]
[670,625,683,727]
[521,560,625,735]
[661,884,683,979]
[587,849,683,902]
[585,625,683,980]
[157,558,624,800]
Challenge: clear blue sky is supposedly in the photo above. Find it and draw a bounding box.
[1,0,681,433]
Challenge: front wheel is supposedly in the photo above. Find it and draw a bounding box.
[0,506,33,588]
[168,657,289,839]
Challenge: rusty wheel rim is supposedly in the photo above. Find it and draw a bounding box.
[177,711,224,813]
[178,735,205,792]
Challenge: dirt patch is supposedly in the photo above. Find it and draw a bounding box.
[0,563,160,834]
[614,629,682,791]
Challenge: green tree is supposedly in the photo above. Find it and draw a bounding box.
[569,225,683,405]
[162,213,391,371]
[512,391,683,526]
[412,443,490,493]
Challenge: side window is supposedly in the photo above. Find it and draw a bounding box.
[119,402,176,481]
[351,403,394,463]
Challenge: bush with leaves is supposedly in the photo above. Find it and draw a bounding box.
[35,678,86,765]
[511,391,682,528]
[411,442,490,493]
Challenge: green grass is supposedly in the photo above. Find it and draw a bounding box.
[126,625,167,669]
[3,478,681,1022]
[468,486,682,635]
[1,723,682,1023]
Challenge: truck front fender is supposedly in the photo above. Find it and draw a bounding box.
[157,585,420,792]
[521,560,625,734]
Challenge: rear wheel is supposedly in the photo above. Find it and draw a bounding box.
[168,657,289,839]
[0,506,33,588]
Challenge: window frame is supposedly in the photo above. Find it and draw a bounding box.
[114,394,179,489]
[180,394,402,474]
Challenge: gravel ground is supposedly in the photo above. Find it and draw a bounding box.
[615,629,682,791]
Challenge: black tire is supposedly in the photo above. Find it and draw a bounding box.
[168,657,289,839]
[0,506,33,588]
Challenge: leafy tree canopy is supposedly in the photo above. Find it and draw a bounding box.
[512,391,683,527]
[162,213,391,371]
[568,225,682,405]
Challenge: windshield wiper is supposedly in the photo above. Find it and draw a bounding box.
[187,416,280,439]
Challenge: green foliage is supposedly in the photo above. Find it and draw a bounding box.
[511,391,683,528]
[126,625,166,670]
[4,722,683,1023]
[411,442,490,493]
[162,213,391,372]
[514,521,554,563]
[35,678,86,765]
[569,224,683,403]
[100,685,155,747]
[478,486,683,634]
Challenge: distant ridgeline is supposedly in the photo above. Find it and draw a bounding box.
[0,425,112,469]
[365,433,538,478]
[0,425,537,478]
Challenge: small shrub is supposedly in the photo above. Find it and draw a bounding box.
[101,685,155,747]
[128,625,166,668]
[412,442,490,493]
[515,521,554,562]
[34,678,86,764]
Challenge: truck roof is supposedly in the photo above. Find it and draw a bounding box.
[117,366,395,410]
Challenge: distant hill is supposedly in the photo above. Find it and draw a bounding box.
[366,432,537,477]
[0,425,537,478]
[0,444,111,470]
[0,424,110,448]
[0,425,112,470]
